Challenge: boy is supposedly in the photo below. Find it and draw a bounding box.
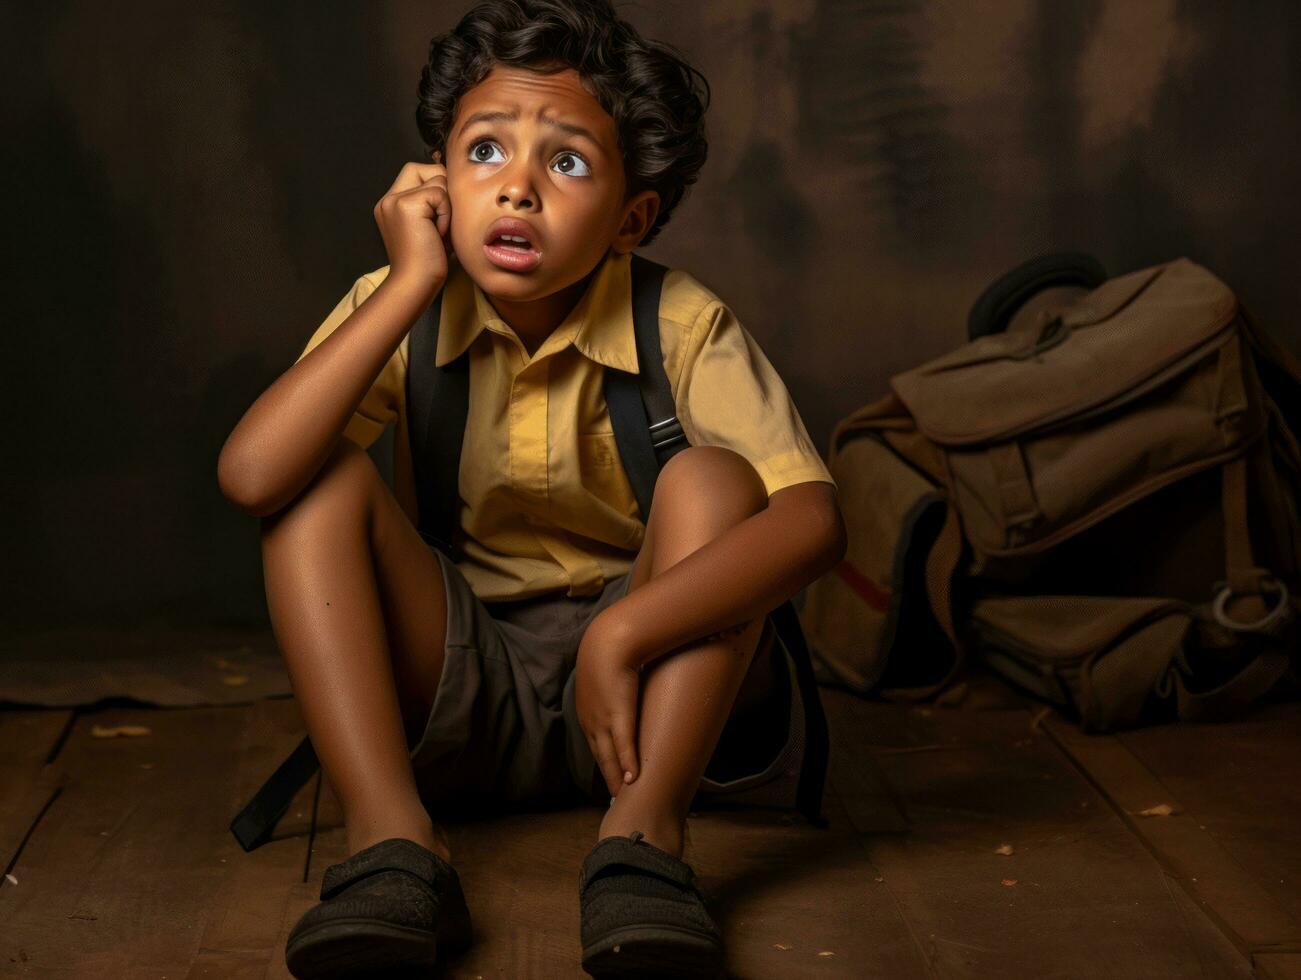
[218,0,845,976]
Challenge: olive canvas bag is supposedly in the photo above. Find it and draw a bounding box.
[801,256,1300,730]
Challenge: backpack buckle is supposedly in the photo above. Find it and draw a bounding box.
[649,415,687,451]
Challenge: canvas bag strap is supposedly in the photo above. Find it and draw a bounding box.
[1216,447,1291,635]
[1168,433,1295,722]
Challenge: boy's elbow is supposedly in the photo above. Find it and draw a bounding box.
[822,509,848,565]
[811,499,848,568]
[772,482,846,567]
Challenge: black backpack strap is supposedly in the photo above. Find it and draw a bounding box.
[406,289,469,558]
[229,733,318,852]
[629,254,690,465]
[604,253,688,523]
[771,600,830,827]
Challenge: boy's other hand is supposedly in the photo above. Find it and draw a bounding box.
[374,151,454,292]
[575,621,641,798]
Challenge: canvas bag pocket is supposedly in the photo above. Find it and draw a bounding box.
[967,594,1194,731]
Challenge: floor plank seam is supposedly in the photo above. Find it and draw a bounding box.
[824,712,938,979]
[863,842,942,980]
[1037,718,1259,962]
[1159,867,1254,973]
[2,782,64,882]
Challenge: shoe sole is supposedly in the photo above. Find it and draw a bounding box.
[582,923,725,979]
[286,917,450,979]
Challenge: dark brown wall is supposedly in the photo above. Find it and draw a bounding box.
[6,1,1300,631]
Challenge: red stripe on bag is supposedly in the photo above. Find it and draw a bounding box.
[833,559,892,613]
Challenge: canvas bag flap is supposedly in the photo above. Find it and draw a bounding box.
[890,258,1237,444]
[885,259,1268,558]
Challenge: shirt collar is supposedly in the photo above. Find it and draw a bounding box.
[434,249,640,374]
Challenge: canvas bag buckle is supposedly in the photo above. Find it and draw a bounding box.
[1211,575,1291,634]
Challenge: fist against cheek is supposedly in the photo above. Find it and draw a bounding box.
[373,154,455,289]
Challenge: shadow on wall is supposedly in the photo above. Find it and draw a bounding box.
[4,0,1300,631]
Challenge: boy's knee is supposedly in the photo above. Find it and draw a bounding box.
[262,438,381,533]
[657,446,767,520]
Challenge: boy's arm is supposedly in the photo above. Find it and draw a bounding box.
[591,480,846,669]
[219,156,454,517]
[217,273,438,516]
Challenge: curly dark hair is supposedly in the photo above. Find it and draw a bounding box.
[416,0,710,246]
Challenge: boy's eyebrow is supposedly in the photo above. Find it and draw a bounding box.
[456,108,603,148]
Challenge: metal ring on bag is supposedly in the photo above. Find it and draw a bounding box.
[1211,577,1291,633]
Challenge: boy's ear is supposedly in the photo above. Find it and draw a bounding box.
[612,189,660,253]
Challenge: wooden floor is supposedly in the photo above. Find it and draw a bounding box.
[2,664,1299,979]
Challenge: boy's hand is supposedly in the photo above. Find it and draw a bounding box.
[575,619,641,798]
[373,151,454,292]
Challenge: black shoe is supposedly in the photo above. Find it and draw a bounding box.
[285,837,473,979]
[579,831,724,979]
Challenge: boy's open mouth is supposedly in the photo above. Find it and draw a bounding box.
[489,234,533,251]
[483,218,542,272]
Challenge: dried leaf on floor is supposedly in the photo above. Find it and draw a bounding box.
[772,943,793,951]
[995,843,1014,856]
[1136,803,1178,817]
[221,674,251,686]
[818,951,836,958]
[1002,878,1018,887]
[90,724,152,738]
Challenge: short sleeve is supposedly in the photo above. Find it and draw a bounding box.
[674,300,836,496]
[294,271,401,450]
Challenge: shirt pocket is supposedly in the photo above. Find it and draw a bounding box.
[576,431,640,522]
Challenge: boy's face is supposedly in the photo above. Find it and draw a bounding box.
[443,64,659,303]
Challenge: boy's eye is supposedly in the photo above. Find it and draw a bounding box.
[469,140,504,164]
[553,152,591,178]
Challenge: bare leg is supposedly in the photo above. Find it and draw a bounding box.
[595,447,772,858]
[261,438,451,860]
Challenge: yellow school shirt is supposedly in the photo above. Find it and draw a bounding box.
[296,249,835,603]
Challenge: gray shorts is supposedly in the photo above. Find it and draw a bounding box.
[406,546,789,814]
[406,548,638,811]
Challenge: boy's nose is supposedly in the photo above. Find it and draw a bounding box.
[497,160,538,209]
[498,188,535,208]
